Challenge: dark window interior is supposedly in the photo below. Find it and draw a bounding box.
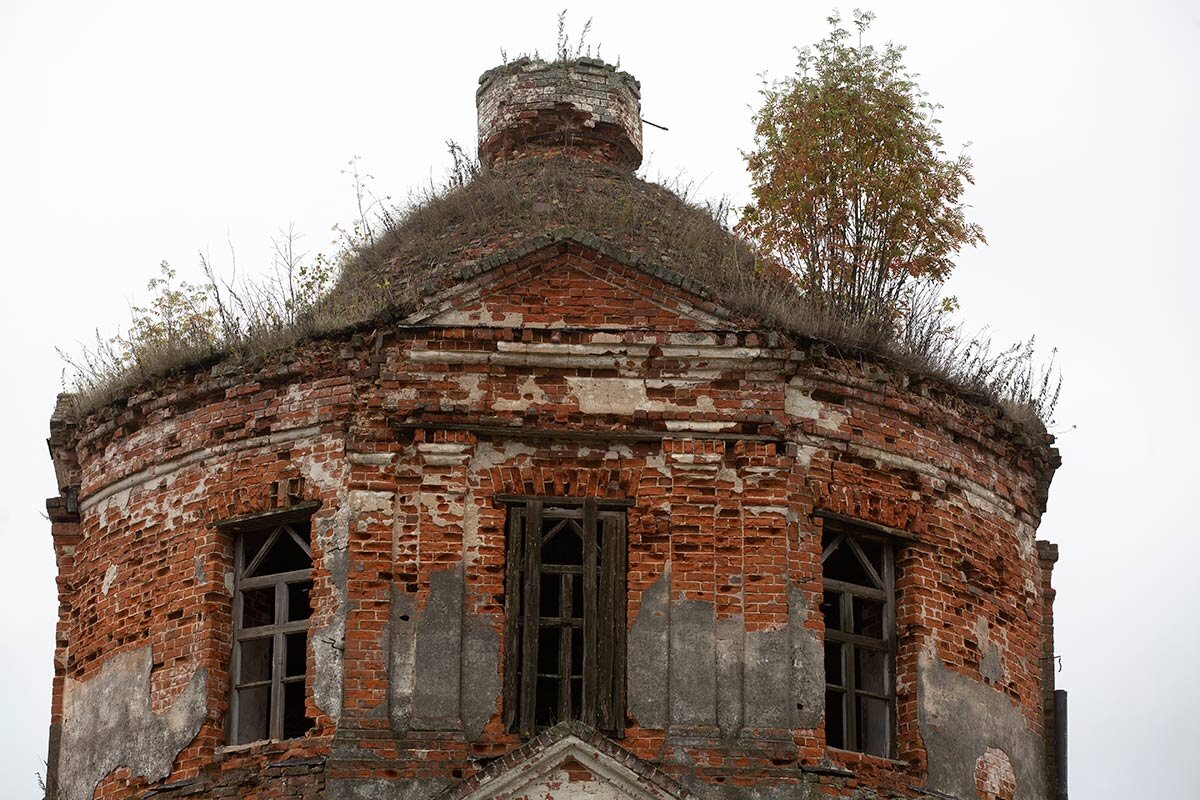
[504,498,626,738]
[230,520,315,744]
[822,522,896,758]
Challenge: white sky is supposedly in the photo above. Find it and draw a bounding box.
[2,1,1197,796]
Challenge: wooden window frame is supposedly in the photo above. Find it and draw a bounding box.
[821,517,899,758]
[502,496,627,738]
[224,511,316,745]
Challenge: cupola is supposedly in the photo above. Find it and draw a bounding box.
[476,57,643,170]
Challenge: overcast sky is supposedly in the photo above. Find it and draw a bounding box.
[2,1,1197,797]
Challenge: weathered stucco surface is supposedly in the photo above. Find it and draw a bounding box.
[390,564,500,739]
[325,777,450,800]
[919,645,1046,800]
[57,646,206,800]
[313,503,350,721]
[628,572,823,738]
[628,567,671,730]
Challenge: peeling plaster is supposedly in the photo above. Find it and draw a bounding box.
[785,380,846,429]
[628,569,670,730]
[313,493,350,721]
[565,377,710,416]
[627,572,823,737]
[100,564,117,596]
[302,450,349,493]
[918,643,1045,800]
[975,616,1007,686]
[57,647,207,800]
[313,542,347,720]
[392,565,500,739]
[787,586,824,730]
[349,489,394,516]
[472,439,538,470]
[79,424,324,511]
[460,374,487,406]
[568,377,654,416]
[326,776,450,800]
[491,375,550,411]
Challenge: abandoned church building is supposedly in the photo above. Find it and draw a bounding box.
[43,57,1067,800]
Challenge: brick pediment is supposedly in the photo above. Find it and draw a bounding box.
[406,234,736,330]
[437,723,688,800]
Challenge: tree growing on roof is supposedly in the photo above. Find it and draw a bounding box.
[738,10,985,328]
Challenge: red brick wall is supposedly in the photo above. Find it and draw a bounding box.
[48,249,1058,799]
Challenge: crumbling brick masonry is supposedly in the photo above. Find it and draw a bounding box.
[44,56,1063,800]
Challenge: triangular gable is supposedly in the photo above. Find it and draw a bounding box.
[405,232,739,331]
[437,722,689,800]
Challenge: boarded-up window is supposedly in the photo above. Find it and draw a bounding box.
[502,497,627,737]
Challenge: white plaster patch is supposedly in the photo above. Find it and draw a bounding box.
[419,491,465,529]
[462,490,481,566]
[460,374,487,405]
[471,440,538,470]
[1014,521,1036,561]
[664,419,734,432]
[302,450,349,490]
[58,647,207,800]
[643,451,669,477]
[716,466,744,492]
[743,505,790,518]
[975,615,1008,685]
[346,452,395,467]
[564,377,714,416]
[349,490,395,515]
[383,385,419,410]
[492,375,551,412]
[784,379,847,427]
[418,441,473,467]
[101,564,117,596]
[567,377,651,415]
[428,306,524,326]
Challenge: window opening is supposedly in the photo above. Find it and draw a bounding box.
[821,522,896,757]
[229,519,315,744]
[503,498,627,737]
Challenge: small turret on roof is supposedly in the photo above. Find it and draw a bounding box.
[476,57,643,170]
